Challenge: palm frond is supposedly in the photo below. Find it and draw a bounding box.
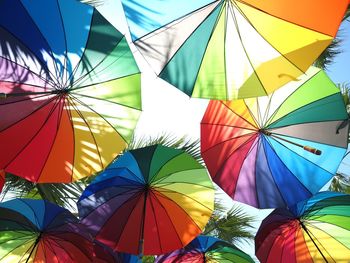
[203,200,255,245]
[329,173,350,194]
[1,173,86,210]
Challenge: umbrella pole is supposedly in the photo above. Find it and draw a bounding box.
[261,130,322,155]
[299,221,329,262]
[25,233,42,263]
[138,187,149,259]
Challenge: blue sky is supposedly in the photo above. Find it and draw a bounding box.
[327,20,350,84]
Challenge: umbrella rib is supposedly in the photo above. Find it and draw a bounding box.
[35,96,66,181]
[228,4,268,97]
[56,0,69,89]
[155,187,214,213]
[234,0,335,37]
[148,190,164,253]
[201,122,257,132]
[0,55,57,88]
[104,166,145,184]
[68,93,129,145]
[134,1,221,41]
[303,220,350,251]
[151,191,187,247]
[64,18,125,89]
[61,9,93,89]
[0,94,56,132]
[261,136,314,202]
[265,134,335,176]
[231,1,307,74]
[149,152,184,184]
[3,96,61,174]
[201,132,256,155]
[0,92,53,106]
[70,43,131,88]
[264,70,324,126]
[220,101,258,128]
[266,93,345,129]
[16,1,61,87]
[155,2,224,89]
[299,221,330,262]
[190,2,225,98]
[70,85,142,111]
[243,99,260,128]
[67,95,104,170]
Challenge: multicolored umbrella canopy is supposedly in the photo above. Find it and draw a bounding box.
[78,144,215,255]
[93,241,140,263]
[121,0,348,100]
[0,0,141,183]
[201,67,349,208]
[0,199,94,262]
[155,235,254,263]
[255,192,350,263]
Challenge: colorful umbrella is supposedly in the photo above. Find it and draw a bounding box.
[155,235,254,262]
[201,67,349,208]
[93,241,140,263]
[0,0,141,183]
[0,198,94,262]
[255,192,350,262]
[121,0,348,100]
[78,144,215,255]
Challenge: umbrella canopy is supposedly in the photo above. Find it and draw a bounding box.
[0,0,141,183]
[0,198,94,262]
[121,0,348,100]
[93,241,140,263]
[255,192,350,263]
[78,144,215,255]
[156,235,254,262]
[201,67,349,208]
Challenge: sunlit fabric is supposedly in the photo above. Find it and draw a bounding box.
[0,199,94,263]
[78,145,215,255]
[201,67,349,208]
[255,192,350,263]
[156,235,254,263]
[121,0,348,100]
[0,0,141,183]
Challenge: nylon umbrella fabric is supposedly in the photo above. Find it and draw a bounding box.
[156,235,254,262]
[255,192,350,263]
[121,0,348,100]
[0,0,141,183]
[78,144,215,255]
[0,198,94,262]
[93,241,140,263]
[201,67,349,208]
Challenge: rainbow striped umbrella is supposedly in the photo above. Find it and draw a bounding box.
[201,67,349,208]
[0,199,94,262]
[156,235,254,262]
[0,0,141,183]
[255,192,350,262]
[78,145,215,255]
[121,0,348,100]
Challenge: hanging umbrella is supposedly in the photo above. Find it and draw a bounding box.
[0,198,94,262]
[0,170,4,193]
[78,144,215,255]
[155,235,254,262]
[255,192,350,262]
[121,0,348,100]
[93,241,141,263]
[0,0,141,183]
[201,67,349,208]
